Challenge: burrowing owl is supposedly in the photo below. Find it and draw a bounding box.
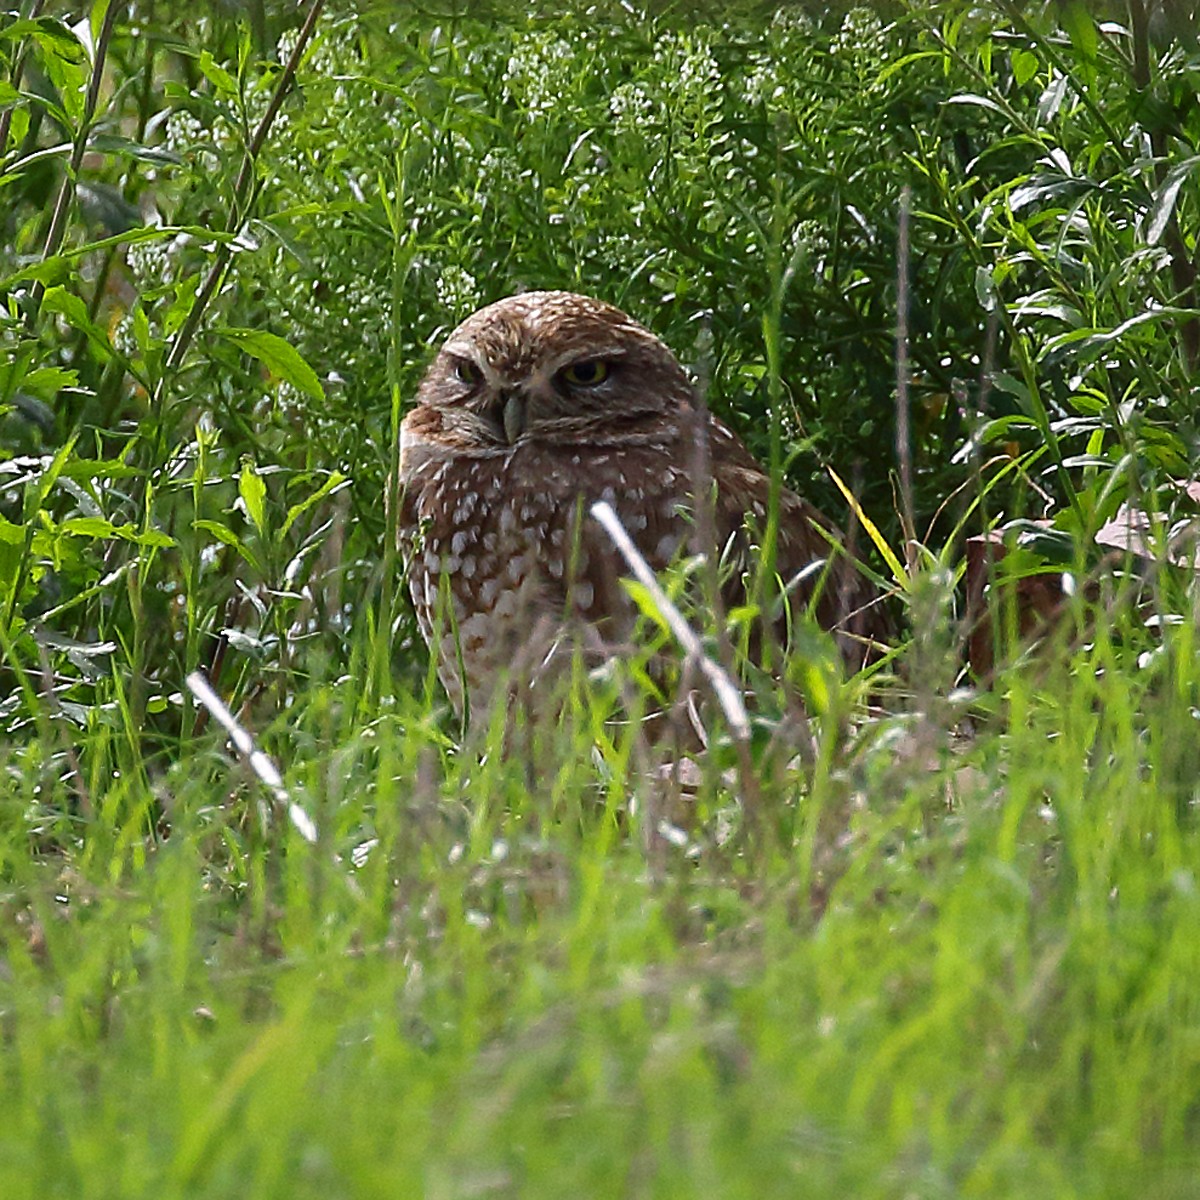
[398,291,888,717]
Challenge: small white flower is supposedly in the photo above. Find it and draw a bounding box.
[503,33,575,116]
[435,264,480,318]
[609,82,655,132]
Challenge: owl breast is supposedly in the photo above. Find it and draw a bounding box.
[400,433,688,716]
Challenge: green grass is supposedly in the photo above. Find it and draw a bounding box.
[4,2,1200,1196]
[5,625,1200,1196]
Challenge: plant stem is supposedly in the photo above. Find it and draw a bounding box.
[895,185,916,575]
[0,0,47,157]
[29,0,122,317]
[153,0,326,400]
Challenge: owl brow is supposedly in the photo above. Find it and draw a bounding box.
[442,340,485,365]
[546,345,631,373]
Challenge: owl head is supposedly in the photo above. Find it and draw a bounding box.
[412,291,695,448]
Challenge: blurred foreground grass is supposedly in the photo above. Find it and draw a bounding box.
[4,609,1200,1196]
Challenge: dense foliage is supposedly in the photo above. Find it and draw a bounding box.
[3,0,1198,739]
[3,2,1200,1195]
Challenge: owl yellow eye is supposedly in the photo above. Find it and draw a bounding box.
[560,359,610,388]
[453,357,483,387]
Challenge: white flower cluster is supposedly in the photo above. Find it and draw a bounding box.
[609,81,655,133]
[653,32,722,114]
[832,7,886,59]
[478,147,521,195]
[742,60,783,108]
[277,15,357,76]
[164,108,202,153]
[276,25,301,65]
[275,378,305,418]
[770,8,814,40]
[790,220,830,277]
[126,231,171,287]
[435,264,481,318]
[111,312,138,358]
[676,40,720,96]
[164,108,220,174]
[502,33,574,117]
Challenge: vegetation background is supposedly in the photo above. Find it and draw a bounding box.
[2,0,1200,1194]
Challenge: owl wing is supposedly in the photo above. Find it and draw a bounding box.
[526,415,889,667]
[705,416,891,664]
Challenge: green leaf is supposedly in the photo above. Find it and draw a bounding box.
[41,287,114,362]
[827,468,908,589]
[40,285,92,332]
[218,328,325,401]
[193,519,243,549]
[873,49,941,86]
[27,435,78,522]
[281,472,350,539]
[1146,156,1200,246]
[974,266,997,313]
[60,458,141,482]
[1011,48,1039,87]
[163,274,200,339]
[89,0,114,50]
[239,461,268,536]
[18,366,79,398]
[1041,308,1191,366]
[0,255,72,291]
[33,19,88,124]
[944,93,1009,118]
[0,514,25,546]
[58,517,176,547]
[194,519,261,571]
[88,132,181,166]
[619,579,672,637]
[1060,1,1098,86]
[197,50,239,96]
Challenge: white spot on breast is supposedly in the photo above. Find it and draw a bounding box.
[548,557,564,579]
[574,581,594,610]
[461,556,476,579]
[655,533,678,561]
[499,508,517,534]
[451,530,471,555]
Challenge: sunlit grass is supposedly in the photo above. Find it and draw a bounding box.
[4,584,1200,1195]
[3,2,1200,1196]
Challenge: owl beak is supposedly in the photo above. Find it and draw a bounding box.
[501,391,525,444]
